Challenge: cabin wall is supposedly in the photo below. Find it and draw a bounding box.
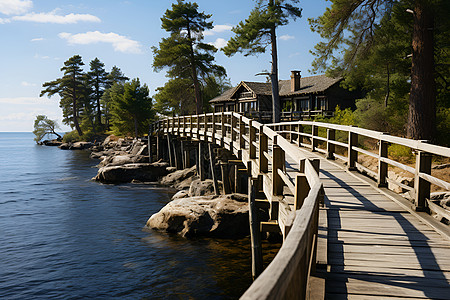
[326,85,363,111]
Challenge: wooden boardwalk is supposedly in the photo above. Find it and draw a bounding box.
[155,113,450,299]
[287,149,450,299]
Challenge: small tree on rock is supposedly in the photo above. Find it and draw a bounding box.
[33,115,62,143]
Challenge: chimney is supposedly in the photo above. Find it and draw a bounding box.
[291,70,301,92]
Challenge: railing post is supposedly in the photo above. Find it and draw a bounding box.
[249,120,256,159]
[311,124,318,152]
[220,161,231,194]
[189,115,193,138]
[259,125,268,173]
[348,128,358,170]
[298,123,304,146]
[203,114,208,142]
[378,137,389,187]
[272,138,285,196]
[221,112,225,148]
[239,115,245,150]
[414,151,432,211]
[212,112,216,145]
[289,124,293,142]
[230,115,236,152]
[294,174,309,210]
[326,128,335,160]
[148,124,153,163]
[248,163,263,280]
[197,115,200,140]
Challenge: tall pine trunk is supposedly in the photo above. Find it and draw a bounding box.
[187,24,203,115]
[407,0,435,140]
[95,80,102,128]
[72,74,83,136]
[270,26,280,123]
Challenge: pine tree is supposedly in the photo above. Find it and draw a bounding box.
[223,0,302,122]
[152,0,225,114]
[110,78,153,138]
[40,55,86,136]
[87,58,108,129]
[101,66,129,129]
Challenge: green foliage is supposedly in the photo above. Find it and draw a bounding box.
[154,77,195,116]
[223,0,302,57]
[152,0,225,114]
[110,78,154,138]
[101,66,129,129]
[40,55,87,136]
[388,144,414,163]
[33,115,62,143]
[436,107,450,147]
[87,58,109,128]
[309,0,450,141]
[62,130,80,143]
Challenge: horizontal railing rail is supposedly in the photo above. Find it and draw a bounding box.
[268,120,450,212]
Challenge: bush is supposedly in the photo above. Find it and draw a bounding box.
[62,130,81,143]
[437,107,450,147]
[62,130,103,143]
[388,144,414,163]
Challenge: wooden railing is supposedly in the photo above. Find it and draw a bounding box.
[270,120,450,213]
[153,112,323,299]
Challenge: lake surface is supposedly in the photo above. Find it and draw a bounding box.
[0,132,258,299]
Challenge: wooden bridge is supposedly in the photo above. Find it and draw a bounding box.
[150,112,450,299]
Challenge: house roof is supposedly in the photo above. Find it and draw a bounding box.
[209,74,342,103]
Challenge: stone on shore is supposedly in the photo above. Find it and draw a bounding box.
[93,161,171,183]
[42,139,62,146]
[146,193,250,238]
[160,166,196,186]
[97,154,148,167]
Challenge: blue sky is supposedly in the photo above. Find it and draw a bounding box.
[0,0,330,132]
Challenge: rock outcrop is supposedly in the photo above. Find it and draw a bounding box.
[146,193,250,238]
[93,161,171,183]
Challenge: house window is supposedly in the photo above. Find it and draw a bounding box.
[318,96,328,110]
[238,91,253,99]
[299,98,310,111]
[241,101,257,112]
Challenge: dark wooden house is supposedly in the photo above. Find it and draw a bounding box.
[210,71,363,121]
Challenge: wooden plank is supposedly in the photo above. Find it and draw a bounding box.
[326,277,450,299]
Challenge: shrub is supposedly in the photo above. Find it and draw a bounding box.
[388,144,414,163]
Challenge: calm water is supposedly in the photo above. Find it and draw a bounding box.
[0,132,254,299]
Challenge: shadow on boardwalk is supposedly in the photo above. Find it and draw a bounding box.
[321,169,450,299]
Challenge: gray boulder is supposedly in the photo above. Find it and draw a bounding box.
[160,166,196,187]
[188,179,219,197]
[93,161,171,183]
[97,154,148,167]
[70,141,93,150]
[146,193,250,238]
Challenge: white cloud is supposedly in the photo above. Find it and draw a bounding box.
[0,0,32,15]
[34,53,50,59]
[31,37,44,42]
[204,24,233,36]
[280,34,295,41]
[58,31,143,54]
[209,38,227,49]
[12,10,100,24]
[0,17,11,23]
[21,81,36,86]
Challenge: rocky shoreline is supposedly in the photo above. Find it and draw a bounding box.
[84,135,260,238]
[42,135,450,229]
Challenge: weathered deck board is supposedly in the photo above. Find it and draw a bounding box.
[283,149,450,299]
